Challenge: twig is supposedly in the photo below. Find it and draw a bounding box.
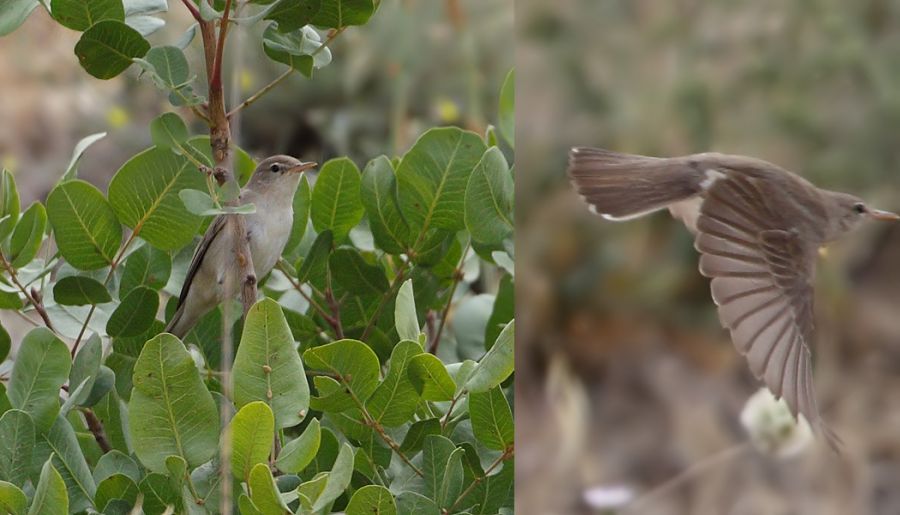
[428,244,469,354]
[448,445,514,513]
[324,286,344,339]
[71,229,140,356]
[179,0,201,21]
[0,252,57,333]
[82,408,113,453]
[226,68,292,119]
[360,261,410,342]
[226,27,345,119]
[441,389,464,430]
[211,0,234,92]
[622,443,750,514]
[274,260,340,333]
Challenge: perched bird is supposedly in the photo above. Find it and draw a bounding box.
[165,155,316,338]
[568,147,899,449]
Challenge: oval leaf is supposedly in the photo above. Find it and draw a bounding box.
[53,276,112,306]
[74,20,150,79]
[469,387,513,451]
[311,157,364,243]
[303,339,380,411]
[275,417,320,474]
[465,320,514,393]
[407,353,455,402]
[464,147,513,245]
[129,333,219,472]
[230,401,275,481]
[28,458,68,515]
[0,410,34,487]
[347,485,397,515]
[394,279,419,342]
[51,0,124,31]
[8,201,46,268]
[106,286,158,337]
[108,147,207,250]
[8,328,71,431]
[233,298,310,429]
[361,155,410,254]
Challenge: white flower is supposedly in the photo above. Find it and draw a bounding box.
[740,387,813,457]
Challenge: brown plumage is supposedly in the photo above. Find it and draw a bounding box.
[569,147,899,450]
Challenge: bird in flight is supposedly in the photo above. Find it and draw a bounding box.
[568,147,899,450]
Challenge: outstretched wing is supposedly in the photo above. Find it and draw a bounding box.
[694,173,839,447]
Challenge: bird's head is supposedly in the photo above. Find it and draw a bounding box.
[825,191,898,238]
[246,155,316,197]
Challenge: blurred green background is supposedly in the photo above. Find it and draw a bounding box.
[517,1,900,514]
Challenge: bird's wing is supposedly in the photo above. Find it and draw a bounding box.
[694,173,839,447]
[175,215,228,309]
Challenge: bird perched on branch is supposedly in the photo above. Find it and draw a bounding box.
[568,147,899,450]
[165,155,316,338]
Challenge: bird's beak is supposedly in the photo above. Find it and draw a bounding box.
[288,162,317,174]
[868,208,900,221]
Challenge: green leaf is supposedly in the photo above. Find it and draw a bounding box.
[263,0,319,32]
[311,442,354,513]
[92,450,141,484]
[275,417,320,474]
[396,491,439,515]
[28,458,68,515]
[108,147,207,250]
[422,435,464,509]
[53,276,112,306]
[94,473,138,512]
[311,157,364,243]
[366,340,421,427]
[141,46,190,88]
[0,170,19,226]
[464,147,513,245]
[248,463,290,514]
[0,290,21,310]
[283,174,311,256]
[465,320,513,393]
[394,279,419,342]
[469,387,513,451]
[129,333,219,473]
[233,298,310,429]
[398,418,440,455]
[74,20,149,79]
[8,201,46,268]
[119,242,171,296]
[0,410,34,487]
[229,401,274,481]
[47,180,121,270]
[310,0,375,28]
[149,112,190,151]
[106,286,158,337]
[0,481,26,515]
[31,416,96,512]
[138,473,181,514]
[346,485,396,515]
[8,329,71,431]
[498,68,514,148]
[361,155,410,254]
[62,132,107,182]
[0,0,38,37]
[396,127,487,233]
[407,353,455,402]
[69,334,102,408]
[186,136,256,185]
[329,248,389,297]
[303,339,380,411]
[262,23,332,77]
[296,229,332,289]
[51,0,125,31]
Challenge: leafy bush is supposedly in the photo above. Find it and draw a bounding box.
[0,0,515,513]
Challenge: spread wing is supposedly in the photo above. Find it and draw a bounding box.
[175,215,228,309]
[694,174,839,447]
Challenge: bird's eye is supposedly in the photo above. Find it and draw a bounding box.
[853,202,866,214]
[270,163,280,173]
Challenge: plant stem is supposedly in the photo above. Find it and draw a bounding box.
[82,408,112,453]
[275,260,336,328]
[360,260,410,342]
[441,389,464,430]
[0,252,57,333]
[324,285,344,339]
[448,445,514,513]
[179,0,201,21]
[428,243,469,354]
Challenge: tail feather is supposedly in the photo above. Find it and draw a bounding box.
[164,304,189,338]
[568,147,704,220]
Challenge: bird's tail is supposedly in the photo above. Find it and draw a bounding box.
[164,303,189,339]
[568,147,703,220]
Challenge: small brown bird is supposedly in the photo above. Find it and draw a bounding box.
[165,155,316,338]
[568,147,899,449]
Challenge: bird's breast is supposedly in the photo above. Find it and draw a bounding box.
[247,207,294,278]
